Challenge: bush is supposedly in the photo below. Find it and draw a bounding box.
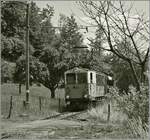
[109,86,149,137]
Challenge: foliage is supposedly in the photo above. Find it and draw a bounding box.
[58,15,101,71]
[104,54,137,93]
[1,35,13,61]
[89,27,111,74]
[14,37,69,98]
[38,36,70,98]
[1,59,16,83]
[2,36,24,61]
[110,86,149,124]
[1,1,54,59]
[14,55,35,85]
[1,1,26,38]
[31,4,55,58]
[127,117,148,138]
[2,1,102,98]
[59,15,84,50]
[1,34,34,62]
[109,86,149,137]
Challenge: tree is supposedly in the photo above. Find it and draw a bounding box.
[14,36,70,98]
[79,0,149,91]
[88,27,109,73]
[38,36,70,98]
[104,53,136,93]
[30,3,55,57]
[14,55,35,94]
[1,1,26,38]
[58,15,96,69]
[59,15,84,51]
[1,1,53,59]
[8,2,93,98]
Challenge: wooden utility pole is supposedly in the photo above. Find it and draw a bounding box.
[25,3,30,103]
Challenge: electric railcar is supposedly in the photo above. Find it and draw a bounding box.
[64,67,113,109]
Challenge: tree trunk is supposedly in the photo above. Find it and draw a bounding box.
[50,88,55,98]
[19,83,21,94]
[128,61,141,92]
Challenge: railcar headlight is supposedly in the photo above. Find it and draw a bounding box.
[84,94,88,98]
[65,87,70,94]
[66,95,70,99]
[66,101,70,105]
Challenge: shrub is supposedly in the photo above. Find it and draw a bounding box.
[109,86,149,137]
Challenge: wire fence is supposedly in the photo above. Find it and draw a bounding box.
[1,92,65,120]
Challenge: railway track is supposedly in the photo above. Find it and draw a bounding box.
[42,110,87,120]
[1,111,87,139]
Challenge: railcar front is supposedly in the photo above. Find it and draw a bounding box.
[64,68,89,109]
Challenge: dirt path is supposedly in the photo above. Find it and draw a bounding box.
[1,117,89,139]
[1,113,129,139]
[2,118,86,132]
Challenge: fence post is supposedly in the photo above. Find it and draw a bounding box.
[7,96,13,119]
[58,98,61,112]
[39,96,42,111]
[107,103,110,122]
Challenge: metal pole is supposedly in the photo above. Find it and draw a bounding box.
[26,3,30,103]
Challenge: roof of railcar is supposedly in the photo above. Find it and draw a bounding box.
[65,67,95,74]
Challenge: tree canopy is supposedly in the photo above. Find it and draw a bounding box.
[78,0,149,91]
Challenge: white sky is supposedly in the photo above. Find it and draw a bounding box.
[35,1,149,45]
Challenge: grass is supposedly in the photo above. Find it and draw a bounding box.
[126,117,148,138]
[2,84,148,139]
[1,83,65,98]
[87,99,127,124]
[87,99,149,139]
[1,83,65,121]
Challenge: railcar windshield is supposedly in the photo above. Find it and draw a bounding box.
[96,74,105,85]
[66,73,76,84]
[77,73,87,84]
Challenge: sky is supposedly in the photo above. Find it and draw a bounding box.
[35,1,149,45]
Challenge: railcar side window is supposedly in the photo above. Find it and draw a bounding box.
[77,73,87,84]
[66,73,76,84]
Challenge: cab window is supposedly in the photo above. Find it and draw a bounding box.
[66,73,76,84]
[77,73,87,84]
[96,75,105,85]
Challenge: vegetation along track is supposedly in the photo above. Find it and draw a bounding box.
[42,110,87,120]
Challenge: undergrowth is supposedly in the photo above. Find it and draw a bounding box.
[109,86,149,138]
[87,86,149,138]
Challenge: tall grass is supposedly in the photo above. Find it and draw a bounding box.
[88,86,149,138]
[87,100,127,124]
[109,86,149,138]
[127,117,148,138]
[88,103,108,122]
